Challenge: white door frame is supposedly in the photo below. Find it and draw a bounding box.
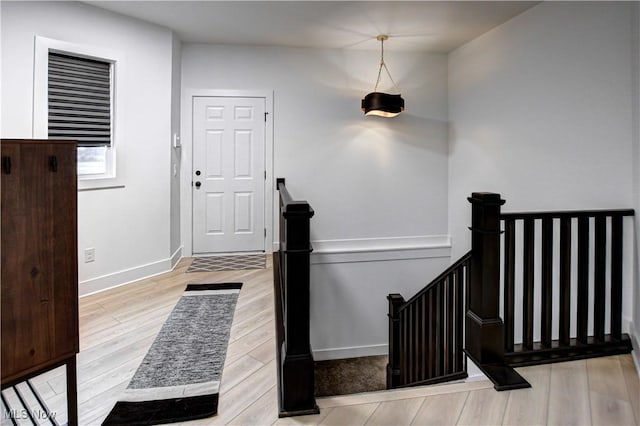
[181,89,274,257]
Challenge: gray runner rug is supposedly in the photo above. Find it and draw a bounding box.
[102,282,242,425]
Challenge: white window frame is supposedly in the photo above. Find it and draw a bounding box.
[34,36,125,191]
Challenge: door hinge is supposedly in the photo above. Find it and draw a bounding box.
[264,112,269,122]
[264,170,267,180]
[264,228,267,237]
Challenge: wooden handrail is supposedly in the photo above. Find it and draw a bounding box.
[500,208,634,220]
[399,250,472,311]
[277,178,315,216]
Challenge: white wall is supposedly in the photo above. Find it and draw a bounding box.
[182,44,451,357]
[1,1,175,295]
[449,2,637,348]
[170,33,182,260]
[632,2,640,368]
[4,0,637,365]
[182,45,449,242]
[310,243,451,360]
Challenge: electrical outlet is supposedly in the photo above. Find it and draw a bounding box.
[84,247,95,263]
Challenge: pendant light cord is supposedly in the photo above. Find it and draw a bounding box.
[373,37,401,94]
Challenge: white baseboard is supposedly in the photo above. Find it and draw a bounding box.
[630,322,640,377]
[464,355,489,383]
[313,344,388,361]
[170,245,183,269]
[80,246,183,297]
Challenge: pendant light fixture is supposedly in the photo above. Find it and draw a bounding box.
[361,35,405,117]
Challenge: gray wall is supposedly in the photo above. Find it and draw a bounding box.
[181,44,452,358]
[1,1,175,294]
[449,2,637,352]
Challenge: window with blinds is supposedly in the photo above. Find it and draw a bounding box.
[48,52,112,147]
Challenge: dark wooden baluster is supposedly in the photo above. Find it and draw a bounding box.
[412,303,417,382]
[523,218,535,350]
[416,296,423,382]
[424,294,430,379]
[405,308,410,384]
[559,217,572,346]
[422,295,428,380]
[402,307,407,385]
[415,302,420,382]
[436,283,444,376]
[593,216,606,342]
[541,218,553,348]
[423,292,430,379]
[446,275,454,375]
[504,219,515,352]
[454,266,464,372]
[407,304,413,383]
[610,215,623,340]
[387,294,403,388]
[428,290,436,378]
[420,294,431,379]
[405,304,411,383]
[577,216,590,344]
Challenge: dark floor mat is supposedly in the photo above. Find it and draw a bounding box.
[314,355,388,397]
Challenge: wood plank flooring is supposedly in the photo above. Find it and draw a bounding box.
[22,255,640,425]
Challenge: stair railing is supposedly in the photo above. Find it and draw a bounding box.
[388,192,634,391]
[273,178,319,417]
[500,208,635,366]
[387,251,471,388]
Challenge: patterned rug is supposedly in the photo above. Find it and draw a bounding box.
[102,283,242,425]
[187,254,265,273]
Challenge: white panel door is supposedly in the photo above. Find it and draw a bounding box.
[192,96,266,253]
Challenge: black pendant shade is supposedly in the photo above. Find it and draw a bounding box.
[362,35,404,118]
[361,92,405,117]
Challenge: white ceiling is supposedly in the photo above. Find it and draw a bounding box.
[86,1,539,52]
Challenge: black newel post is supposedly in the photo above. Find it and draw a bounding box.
[466,192,505,365]
[466,192,530,390]
[386,293,404,388]
[280,199,317,414]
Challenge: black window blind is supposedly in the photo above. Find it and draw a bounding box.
[48,52,112,147]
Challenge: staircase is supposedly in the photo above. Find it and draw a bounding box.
[273,182,636,417]
[387,251,470,388]
[388,192,635,391]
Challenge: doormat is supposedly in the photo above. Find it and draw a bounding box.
[102,283,242,426]
[187,254,265,273]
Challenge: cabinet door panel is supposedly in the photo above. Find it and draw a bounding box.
[1,142,54,378]
[1,140,78,384]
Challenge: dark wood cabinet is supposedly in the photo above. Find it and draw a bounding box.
[1,139,78,424]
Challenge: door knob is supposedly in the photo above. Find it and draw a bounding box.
[195,181,201,189]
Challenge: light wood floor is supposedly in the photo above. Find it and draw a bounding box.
[29,255,640,425]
